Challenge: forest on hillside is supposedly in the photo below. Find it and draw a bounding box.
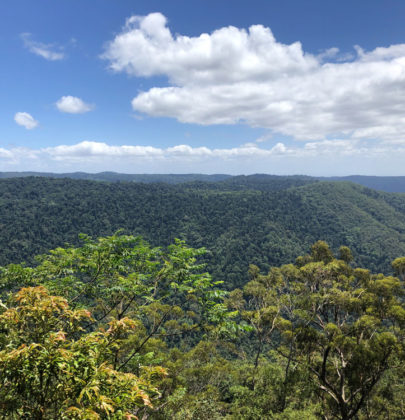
[1,177,405,290]
[3,172,405,192]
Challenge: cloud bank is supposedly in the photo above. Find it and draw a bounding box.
[14,112,39,129]
[56,96,94,114]
[1,139,405,175]
[102,13,405,142]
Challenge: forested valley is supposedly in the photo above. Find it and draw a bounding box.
[1,176,405,419]
[3,176,405,285]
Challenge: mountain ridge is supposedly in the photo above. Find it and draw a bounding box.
[2,172,405,192]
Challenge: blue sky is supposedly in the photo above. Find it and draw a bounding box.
[2,0,405,175]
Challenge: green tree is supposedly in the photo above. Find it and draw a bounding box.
[392,256,405,281]
[276,244,405,419]
[0,233,232,366]
[0,286,164,419]
[0,234,236,419]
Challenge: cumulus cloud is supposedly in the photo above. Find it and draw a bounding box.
[21,33,65,61]
[102,13,405,142]
[45,141,162,160]
[43,141,288,161]
[102,13,317,84]
[14,112,39,130]
[56,96,94,114]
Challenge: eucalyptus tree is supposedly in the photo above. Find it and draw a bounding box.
[243,241,405,419]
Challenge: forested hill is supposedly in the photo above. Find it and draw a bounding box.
[0,171,231,183]
[2,176,405,288]
[3,171,405,192]
[322,175,405,193]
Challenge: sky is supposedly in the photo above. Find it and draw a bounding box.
[1,0,405,175]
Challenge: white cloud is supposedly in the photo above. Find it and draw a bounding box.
[1,139,403,161]
[102,13,405,142]
[0,141,292,164]
[45,141,162,160]
[2,140,405,175]
[56,96,94,114]
[40,141,303,164]
[21,33,65,61]
[0,148,14,159]
[14,112,39,130]
[317,47,340,61]
[102,13,317,84]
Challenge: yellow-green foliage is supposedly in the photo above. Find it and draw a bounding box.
[0,286,164,419]
[1,236,404,419]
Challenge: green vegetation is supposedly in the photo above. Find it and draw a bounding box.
[3,172,405,192]
[324,175,405,193]
[2,175,405,417]
[2,177,405,289]
[0,234,234,418]
[0,172,231,184]
[0,286,164,418]
[1,234,404,418]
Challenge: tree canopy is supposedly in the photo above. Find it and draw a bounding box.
[2,177,405,290]
[0,235,404,419]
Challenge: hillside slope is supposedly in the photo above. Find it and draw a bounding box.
[1,177,405,287]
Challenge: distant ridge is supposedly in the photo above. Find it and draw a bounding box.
[0,172,231,184]
[1,172,405,193]
[320,175,405,193]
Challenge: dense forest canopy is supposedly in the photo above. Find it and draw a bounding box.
[3,172,405,192]
[2,177,405,290]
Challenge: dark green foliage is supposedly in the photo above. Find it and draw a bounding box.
[4,171,405,192]
[208,174,317,191]
[0,172,231,183]
[2,178,405,289]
